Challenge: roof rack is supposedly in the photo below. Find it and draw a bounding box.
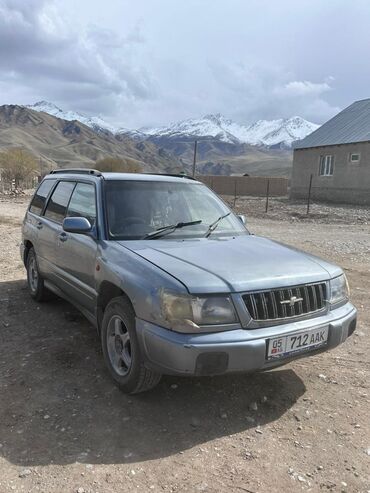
[143,173,196,180]
[49,168,103,177]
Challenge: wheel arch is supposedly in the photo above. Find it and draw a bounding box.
[97,281,135,332]
[23,240,34,266]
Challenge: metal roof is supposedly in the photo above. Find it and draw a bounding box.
[294,98,370,149]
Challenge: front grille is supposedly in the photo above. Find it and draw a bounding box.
[242,282,327,321]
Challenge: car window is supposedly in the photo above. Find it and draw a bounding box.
[44,181,76,223]
[29,179,56,215]
[66,183,96,226]
[105,180,247,240]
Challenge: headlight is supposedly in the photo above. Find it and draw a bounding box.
[329,274,349,304]
[160,290,237,332]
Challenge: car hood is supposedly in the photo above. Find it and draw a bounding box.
[119,235,342,294]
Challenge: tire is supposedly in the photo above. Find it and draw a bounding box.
[101,296,161,394]
[26,248,50,302]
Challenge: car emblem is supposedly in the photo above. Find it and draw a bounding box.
[280,295,303,307]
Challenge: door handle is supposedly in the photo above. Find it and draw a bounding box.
[36,221,43,230]
[59,232,68,242]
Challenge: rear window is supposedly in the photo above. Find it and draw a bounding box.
[44,181,76,223]
[29,179,56,215]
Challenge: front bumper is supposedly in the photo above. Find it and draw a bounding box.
[136,302,357,376]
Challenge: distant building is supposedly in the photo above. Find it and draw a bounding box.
[291,99,370,204]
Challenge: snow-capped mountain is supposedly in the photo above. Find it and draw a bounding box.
[142,113,319,147]
[26,101,117,134]
[26,101,319,148]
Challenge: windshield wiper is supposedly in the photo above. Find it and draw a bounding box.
[143,220,202,240]
[204,212,231,238]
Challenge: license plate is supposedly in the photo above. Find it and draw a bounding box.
[267,326,329,360]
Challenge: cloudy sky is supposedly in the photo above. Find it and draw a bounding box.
[1,0,370,129]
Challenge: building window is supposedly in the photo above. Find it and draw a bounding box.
[319,155,334,176]
[349,153,360,163]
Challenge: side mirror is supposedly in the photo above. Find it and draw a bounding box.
[237,214,247,225]
[63,217,92,234]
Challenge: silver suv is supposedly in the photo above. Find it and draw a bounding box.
[21,169,357,393]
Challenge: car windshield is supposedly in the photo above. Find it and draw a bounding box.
[105,180,248,240]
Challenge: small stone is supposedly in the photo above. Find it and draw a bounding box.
[318,374,327,380]
[354,424,360,429]
[130,470,136,476]
[19,468,32,478]
[297,475,306,483]
[43,414,50,420]
[220,413,227,419]
[341,482,347,488]
[255,427,263,434]
[77,488,85,493]
[262,396,268,402]
[297,425,303,431]
[170,384,178,390]
[317,465,324,471]
[249,402,258,411]
[365,447,370,456]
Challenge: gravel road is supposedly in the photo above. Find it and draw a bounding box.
[0,196,369,493]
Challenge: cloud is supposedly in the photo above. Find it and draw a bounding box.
[0,0,369,127]
[0,0,155,119]
[206,61,339,124]
[279,80,332,97]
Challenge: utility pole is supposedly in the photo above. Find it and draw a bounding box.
[192,140,198,177]
[39,157,43,182]
[265,179,270,213]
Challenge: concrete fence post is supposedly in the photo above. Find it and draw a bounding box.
[307,174,313,215]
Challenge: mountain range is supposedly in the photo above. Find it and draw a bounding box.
[27,101,319,148]
[0,105,181,173]
[1,101,320,177]
[141,113,319,148]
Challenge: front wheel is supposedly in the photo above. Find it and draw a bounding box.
[26,248,50,302]
[101,296,161,394]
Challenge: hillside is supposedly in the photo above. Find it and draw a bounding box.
[144,135,293,177]
[0,105,182,173]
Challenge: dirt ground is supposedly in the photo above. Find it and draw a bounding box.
[0,195,369,493]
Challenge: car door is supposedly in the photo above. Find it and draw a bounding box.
[55,181,98,313]
[41,180,76,286]
[25,178,57,277]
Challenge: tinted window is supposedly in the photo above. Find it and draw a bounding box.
[44,181,75,223]
[29,179,56,215]
[67,183,96,226]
